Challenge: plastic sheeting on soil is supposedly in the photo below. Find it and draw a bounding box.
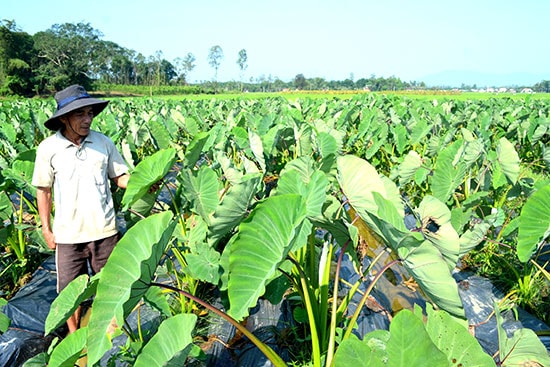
[1,252,549,366]
[0,256,62,367]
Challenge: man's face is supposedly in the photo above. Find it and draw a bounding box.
[61,106,94,136]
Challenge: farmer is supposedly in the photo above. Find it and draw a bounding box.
[32,85,130,333]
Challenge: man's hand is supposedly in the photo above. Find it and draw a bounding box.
[42,228,56,250]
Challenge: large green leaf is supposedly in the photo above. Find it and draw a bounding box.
[333,333,386,367]
[48,327,87,367]
[337,154,403,230]
[122,148,177,210]
[496,137,520,184]
[424,305,495,366]
[227,194,307,321]
[185,242,221,284]
[45,274,97,335]
[398,237,465,318]
[275,168,328,218]
[517,184,550,262]
[249,129,266,172]
[207,173,262,247]
[134,313,197,367]
[397,151,423,186]
[180,166,219,225]
[86,211,175,366]
[386,309,448,367]
[417,195,460,269]
[431,140,468,203]
[495,303,550,366]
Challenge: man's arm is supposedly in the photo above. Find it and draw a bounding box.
[36,186,56,249]
[113,173,130,189]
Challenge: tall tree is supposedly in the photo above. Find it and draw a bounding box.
[294,73,307,90]
[236,49,248,91]
[0,20,35,95]
[207,45,223,82]
[174,52,196,84]
[33,22,103,91]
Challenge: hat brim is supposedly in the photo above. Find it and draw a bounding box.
[44,98,109,131]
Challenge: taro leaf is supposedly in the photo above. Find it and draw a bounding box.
[495,303,550,366]
[275,168,328,218]
[4,160,36,197]
[134,313,197,367]
[180,166,219,225]
[517,185,550,262]
[20,352,48,366]
[45,274,98,335]
[336,154,403,229]
[249,129,266,172]
[227,194,307,321]
[417,195,460,269]
[431,140,468,203]
[122,148,176,210]
[86,211,175,366]
[207,173,262,247]
[397,151,423,186]
[459,221,491,256]
[425,304,495,366]
[48,327,87,367]
[147,118,172,150]
[398,237,465,318]
[184,131,209,168]
[144,287,171,317]
[185,242,221,284]
[317,131,338,158]
[496,137,520,185]
[385,309,448,367]
[333,333,386,367]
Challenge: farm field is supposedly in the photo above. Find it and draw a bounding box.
[0,92,549,366]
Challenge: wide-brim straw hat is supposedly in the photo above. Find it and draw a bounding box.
[44,85,109,131]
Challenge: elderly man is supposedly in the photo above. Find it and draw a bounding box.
[32,85,129,333]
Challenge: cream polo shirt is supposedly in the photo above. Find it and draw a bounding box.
[32,130,129,244]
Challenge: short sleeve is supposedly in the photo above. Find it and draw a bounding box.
[106,138,129,178]
[32,142,54,188]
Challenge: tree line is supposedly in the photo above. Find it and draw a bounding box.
[2,20,547,97]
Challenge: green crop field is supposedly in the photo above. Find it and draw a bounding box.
[1,93,549,366]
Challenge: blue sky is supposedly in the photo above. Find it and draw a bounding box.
[3,0,550,85]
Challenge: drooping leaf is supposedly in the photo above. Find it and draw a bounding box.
[86,211,175,366]
[496,137,520,184]
[134,313,197,367]
[122,148,177,210]
[249,129,266,172]
[417,195,460,269]
[517,185,550,262]
[398,238,465,318]
[227,194,307,321]
[337,154,403,230]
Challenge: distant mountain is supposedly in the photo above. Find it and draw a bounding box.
[419,70,550,88]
